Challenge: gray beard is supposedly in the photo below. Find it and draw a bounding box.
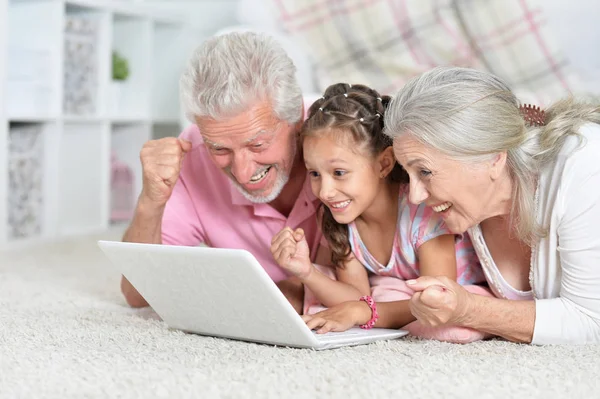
[230,168,290,204]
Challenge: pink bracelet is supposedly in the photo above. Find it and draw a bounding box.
[359,295,379,329]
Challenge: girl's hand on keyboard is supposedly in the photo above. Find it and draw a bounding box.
[302,301,371,334]
[271,227,314,280]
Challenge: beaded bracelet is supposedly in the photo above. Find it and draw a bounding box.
[359,295,379,329]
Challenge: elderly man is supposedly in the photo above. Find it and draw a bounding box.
[120,32,325,312]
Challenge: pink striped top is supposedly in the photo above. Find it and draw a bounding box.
[348,185,484,285]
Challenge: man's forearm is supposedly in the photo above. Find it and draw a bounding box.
[120,197,165,308]
[302,267,363,308]
[462,295,535,343]
[122,197,165,244]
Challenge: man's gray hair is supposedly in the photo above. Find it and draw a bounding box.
[384,66,600,243]
[179,31,303,124]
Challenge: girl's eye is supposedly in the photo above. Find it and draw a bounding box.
[419,169,432,177]
[308,171,320,178]
[334,170,346,177]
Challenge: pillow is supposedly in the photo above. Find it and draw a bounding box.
[266,0,585,106]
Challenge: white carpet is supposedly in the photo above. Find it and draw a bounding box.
[1,227,599,399]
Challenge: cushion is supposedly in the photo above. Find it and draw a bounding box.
[265,0,586,106]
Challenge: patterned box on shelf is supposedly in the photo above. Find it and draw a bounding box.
[110,152,135,222]
[63,15,99,116]
[8,125,44,239]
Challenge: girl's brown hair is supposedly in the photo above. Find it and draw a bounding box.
[301,83,408,267]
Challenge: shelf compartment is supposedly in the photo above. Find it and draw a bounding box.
[109,14,152,119]
[152,121,181,141]
[56,122,109,235]
[6,1,62,118]
[7,122,58,241]
[62,4,110,118]
[110,122,151,222]
[151,21,185,124]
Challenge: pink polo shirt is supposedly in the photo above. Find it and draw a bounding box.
[161,100,323,283]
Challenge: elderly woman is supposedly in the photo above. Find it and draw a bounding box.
[303,66,600,344]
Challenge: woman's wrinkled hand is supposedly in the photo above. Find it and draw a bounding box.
[407,276,473,327]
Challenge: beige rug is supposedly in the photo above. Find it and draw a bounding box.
[1,227,599,398]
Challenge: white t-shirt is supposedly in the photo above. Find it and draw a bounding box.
[470,122,600,344]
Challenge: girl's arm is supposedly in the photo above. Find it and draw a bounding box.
[417,233,458,280]
[343,234,461,329]
[335,256,371,296]
[300,246,370,308]
[271,227,368,308]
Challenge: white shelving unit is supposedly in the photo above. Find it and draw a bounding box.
[0,0,240,249]
[1,0,8,246]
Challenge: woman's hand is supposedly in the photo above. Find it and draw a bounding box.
[407,276,473,327]
[301,301,372,334]
[271,227,313,280]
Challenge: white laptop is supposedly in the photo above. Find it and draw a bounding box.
[98,240,408,350]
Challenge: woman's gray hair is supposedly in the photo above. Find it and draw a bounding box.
[384,66,600,244]
[180,31,303,124]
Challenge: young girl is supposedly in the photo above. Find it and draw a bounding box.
[270,83,491,343]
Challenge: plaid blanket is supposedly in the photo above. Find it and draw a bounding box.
[267,0,584,106]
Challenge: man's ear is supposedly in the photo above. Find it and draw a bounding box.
[490,151,508,180]
[378,147,397,178]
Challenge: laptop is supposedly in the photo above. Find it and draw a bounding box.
[98,240,408,350]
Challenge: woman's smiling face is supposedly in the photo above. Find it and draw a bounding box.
[393,134,502,234]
